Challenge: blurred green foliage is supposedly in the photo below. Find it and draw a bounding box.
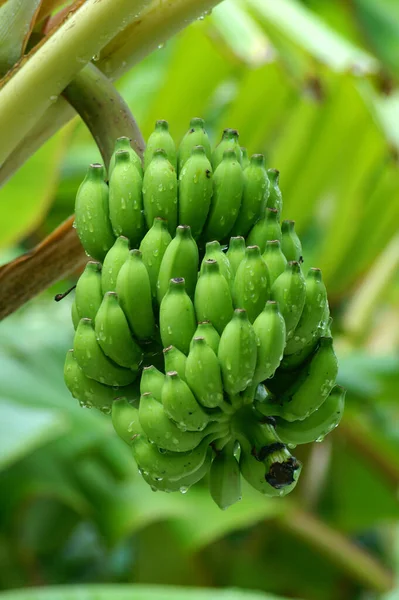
[0,1,398,600]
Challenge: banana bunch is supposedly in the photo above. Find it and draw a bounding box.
[66,118,345,509]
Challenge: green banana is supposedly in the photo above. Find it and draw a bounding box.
[108,136,143,178]
[162,371,209,431]
[178,146,213,238]
[64,349,139,412]
[185,337,224,408]
[209,442,242,509]
[284,268,328,356]
[247,207,281,253]
[232,245,270,323]
[144,120,177,170]
[139,217,172,301]
[111,397,143,444]
[116,249,155,340]
[159,278,197,354]
[108,150,145,247]
[275,385,346,446]
[266,169,282,215]
[74,163,115,261]
[226,236,246,277]
[252,301,286,385]
[157,225,199,303]
[218,309,257,396]
[200,240,233,289]
[142,148,178,235]
[231,154,269,237]
[190,321,220,355]
[101,236,130,294]
[140,365,166,402]
[95,291,143,369]
[202,149,244,242]
[132,434,212,481]
[141,447,213,493]
[262,240,287,286]
[138,391,205,451]
[270,261,306,340]
[178,117,212,173]
[212,128,242,169]
[281,220,302,263]
[75,261,103,322]
[71,300,79,330]
[163,345,187,381]
[194,259,234,335]
[241,147,250,170]
[73,318,137,386]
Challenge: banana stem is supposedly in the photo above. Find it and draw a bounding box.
[63,62,145,171]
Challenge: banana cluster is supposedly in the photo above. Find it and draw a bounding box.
[65,118,345,509]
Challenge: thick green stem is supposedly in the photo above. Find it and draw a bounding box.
[0,0,151,166]
[0,0,223,187]
[63,62,145,169]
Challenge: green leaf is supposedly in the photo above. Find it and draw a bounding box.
[0,398,66,470]
[0,584,294,600]
[0,128,70,248]
[0,0,42,77]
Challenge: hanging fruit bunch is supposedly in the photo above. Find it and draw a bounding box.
[64,118,345,509]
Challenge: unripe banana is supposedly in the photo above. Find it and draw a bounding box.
[157,225,199,303]
[266,169,282,215]
[112,397,143,444]
[139,217,172,301]
[212,128,242,169]
[209,442,241,509]
[108,150,145,247]
[162,371,209,432]
[132,434,212,481]
[281,220,302,263]
[108,136,143,178]
[202,149,244,241]
[185,337,224,408]
[163,345,187,381]
[73,318,137,386]
[241,147,249,170]
[218,309,257,395]
[74,163,115,261]
[231,154,269,237]
[160,278,197,354]
[194,259,234,335]
[142,148,177,235]
[252,301,286,385]
[116,249,155,340]
[178,117,212,173]
[95,291,143,369]
[200,240,233,289]
[101,236,130,294]
[140,365,166,402]
[71,300,79,330]
[190,321,220,355]
[279,340,318,371]
[284,268,328,355]
[275,385,346,446]
[270,261,306,340]
[64,349,139,411]
[262,240,287,286]
[144,120,177,170]
[226,236,246,277]
[139,391,205,451]
[178,146,213,238]
[247,207,281,253]
[232,245,270,323]
[75,261,103,321]
[141,447,213,493]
